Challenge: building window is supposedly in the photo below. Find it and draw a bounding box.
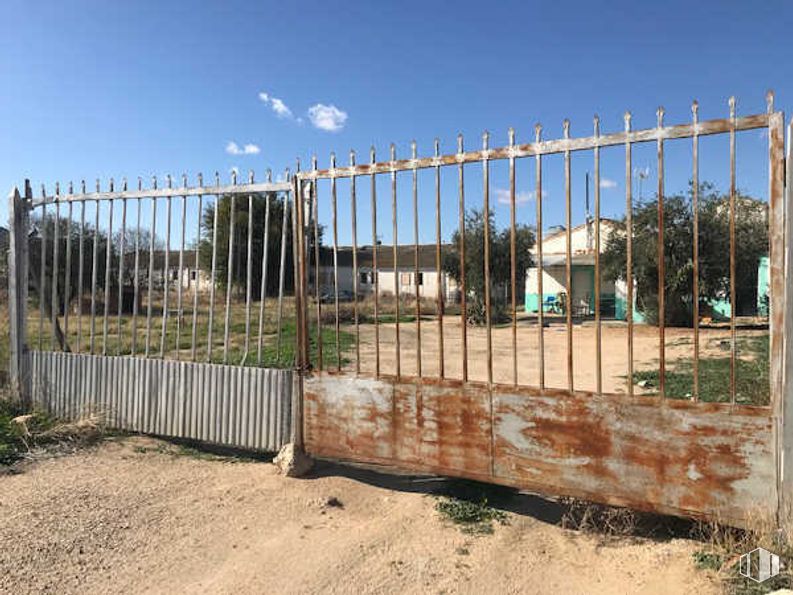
[190,270,197,281]
[360,271,372,284]
[416,272,424,286]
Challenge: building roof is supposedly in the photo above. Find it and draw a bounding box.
[319,244,453,270]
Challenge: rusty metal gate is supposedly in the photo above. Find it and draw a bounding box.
[7,92,793,526]
[293,93,792,527]
[8,171,299,450]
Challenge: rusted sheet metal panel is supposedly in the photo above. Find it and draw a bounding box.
[304,375,492,480]
[305,375,775,525]
[494,389,775,524]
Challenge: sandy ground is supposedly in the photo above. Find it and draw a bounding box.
[0,436,718,595]
[350,315,762,394]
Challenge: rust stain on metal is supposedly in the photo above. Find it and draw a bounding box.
[305,375,775,526]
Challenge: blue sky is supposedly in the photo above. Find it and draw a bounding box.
[1,0,789,246]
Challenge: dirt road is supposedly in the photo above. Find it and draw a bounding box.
[0,437,717,594]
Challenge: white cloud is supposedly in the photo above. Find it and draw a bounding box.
[495,188,537,205]
[599,178,617,189]
[307,103,348,132]
[226,141,260,155]
[259,91,293,119]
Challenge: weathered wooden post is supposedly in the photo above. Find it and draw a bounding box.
[8,181,31,407]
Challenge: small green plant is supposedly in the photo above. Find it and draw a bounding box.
[435,496,508,535]
[692,549,723,571]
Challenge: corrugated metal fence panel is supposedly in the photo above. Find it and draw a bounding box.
[27,351,292,452]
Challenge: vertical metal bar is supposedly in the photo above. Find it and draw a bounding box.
[131,184,142,356]
[564,120,573,392]
[257,173,272,365]
[191,175,203,362]
[509,128,517,386]
[391,144,400,378]
[457,134,468,382]
[89,184,100,354]
[102,185,114,356]
[535,125,545,389]
[64,185,73,344]
[624,113,634,397]
[692,102,700,401]
[117,186,127,355]
[243,174,254,363]
[275,172,289,360]
[594,116,602,395]
[768,96,785,417]
[207,173,220,361]
[291,174,301,367]
[224,178,237,364]
[77,186,86,353]
[657,107,666,398]
[350,151,360,374]
[331,153,341,371]
[145,182,157,358]
[159,178,172,358]
[371,147,380,377]
[39,196,47,351]
[175,183,187,360]
[311,159,323,371]
[435,139,445,379]
[728,97,737,405]
[411,141,421,377]
[482,132,492,385]
[51,185,60,350]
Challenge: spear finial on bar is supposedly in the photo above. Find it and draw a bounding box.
[182,173,188,187]
[593,115,600,136]
[214,171,220,187]
[728,95,736,119]
[197,172,203,187]
[482,131,489,150]
[535,123,542,142]
[766,90,775,114]
[508,127,515,146]
[311,155,318,172]
[692,100,699,123]
[330,151,337,168]
[40,183,46,198]
[81,180,86,194]
[370,146,376,163]
[624,111,632,132]
[434,137,441,156]
[349,149,356,166]
[411,140,417,160]
[457,133,464,153]
[109,177,115,192]
[248,170,254,184]
[68,181,74,195]
[55,181,61,196]
[266,168,272,183]
[562,119,570,139]
[138,176,143,191]
[122,177,128,191]
[284,167,290,182]
[231,169,237,185]
[389,143,396,162]
[295,157,301,173]
[656,106,665,127]
[96,179,101,192]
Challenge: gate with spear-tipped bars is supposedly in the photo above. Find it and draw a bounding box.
[7,92,793,526]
